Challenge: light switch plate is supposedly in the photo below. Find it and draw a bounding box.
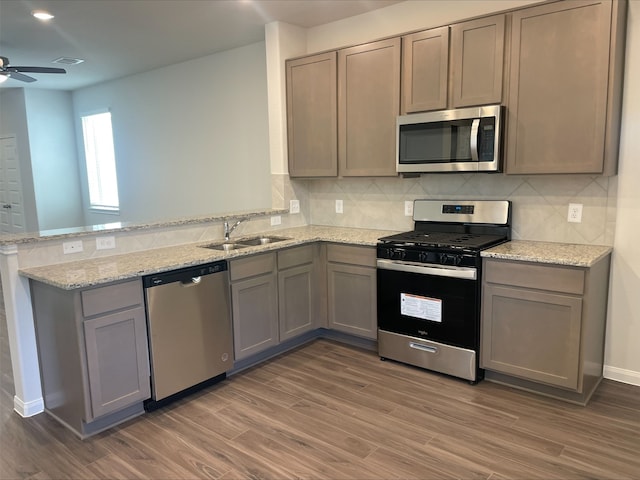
[289,199,300,214]
[271,215,282,226]
[335,199,343,214]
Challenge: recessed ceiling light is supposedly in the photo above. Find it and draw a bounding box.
[31,10,55,21]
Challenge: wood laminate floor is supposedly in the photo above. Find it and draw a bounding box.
[1,296,639,479]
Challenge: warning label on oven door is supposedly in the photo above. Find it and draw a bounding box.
[400,293,442,322]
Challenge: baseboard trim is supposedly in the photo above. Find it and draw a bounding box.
[603,365,640,386]
[14,395,44,417]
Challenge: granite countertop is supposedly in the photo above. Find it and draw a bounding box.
[20,225,396,290]
[481,240,612,267]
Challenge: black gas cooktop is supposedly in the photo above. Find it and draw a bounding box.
[378,231,507,251]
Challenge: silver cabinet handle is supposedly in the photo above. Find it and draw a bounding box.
[410,342,438,353]
[470,118,480,161]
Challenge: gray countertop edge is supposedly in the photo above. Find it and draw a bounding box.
[19,226,396,290]
[481,240,613,268]
[0,208,288,246]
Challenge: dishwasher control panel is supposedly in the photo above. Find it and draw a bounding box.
[142,261,228,287]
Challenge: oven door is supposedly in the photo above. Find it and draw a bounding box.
[376,259,479,350]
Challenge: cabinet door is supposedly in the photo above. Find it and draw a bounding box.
[83,306,150,420]
[481,284,583,389]
[231,273,279,360]
[506,0,612,174]
[286,52,338,177]
[279,263,315,341]
[327,263,377,339]
[402,26,449,113]
[450,15,505,108]
[338,38,400,176]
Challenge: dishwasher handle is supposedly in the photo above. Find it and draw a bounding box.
[143,261,227,288]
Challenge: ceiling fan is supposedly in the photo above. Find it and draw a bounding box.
[0,56,66,83]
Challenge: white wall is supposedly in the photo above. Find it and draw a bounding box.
[604,0,640,385]
[72,42,272,225]
[23,89,84,230]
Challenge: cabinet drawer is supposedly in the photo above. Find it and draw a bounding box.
[278,245,314,270]
[326,244,376,267]
[81,280,143,318]
[484,260,584,295]
[230,253,276,281]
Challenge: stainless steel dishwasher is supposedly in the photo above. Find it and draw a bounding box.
[143,261,232,409]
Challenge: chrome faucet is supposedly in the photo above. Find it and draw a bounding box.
[223,219,243,241]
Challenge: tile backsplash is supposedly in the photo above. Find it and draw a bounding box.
[286,173,616,246]
[16,172,616,269]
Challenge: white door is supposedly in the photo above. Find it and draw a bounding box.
[0,136,27,233]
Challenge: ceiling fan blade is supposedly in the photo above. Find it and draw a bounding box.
[9,66,67,74]
[2,71,37,83]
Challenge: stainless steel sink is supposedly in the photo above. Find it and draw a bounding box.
[201,242,249,252]
[237,236,290,246]
[200,236,290,251]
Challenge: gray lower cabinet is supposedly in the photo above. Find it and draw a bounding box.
[278,244,317,341]
[31,279,150,438]
[230,253,279,361]
[231,246,320,360]
[326,244,377,340]
[481,256,611,404]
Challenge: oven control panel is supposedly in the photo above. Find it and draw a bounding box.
[376,245,479,268]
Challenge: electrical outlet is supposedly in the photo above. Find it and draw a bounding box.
[271,215,282,226]
[405,201,414,217]
[63,240,83,254]
[96,236,116,250]
[335,199,343,214]
[289,199,300,214]
[568,203,583,223]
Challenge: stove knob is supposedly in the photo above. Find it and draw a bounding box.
[392,249,406,260]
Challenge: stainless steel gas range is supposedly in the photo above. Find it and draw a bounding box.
[376,199,511,383]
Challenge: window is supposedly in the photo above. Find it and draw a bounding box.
[81,111,119,212]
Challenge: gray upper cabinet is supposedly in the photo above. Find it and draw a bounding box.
[401,15,506,114]
[286,52,338,178]
[450,14,506,108]
[505,0,625,175]
[338,38,401,177]
[402,26,449,113]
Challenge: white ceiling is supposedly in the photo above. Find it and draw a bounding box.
[0,0,402,91]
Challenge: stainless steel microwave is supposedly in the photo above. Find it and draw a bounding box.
[396,105,503,174]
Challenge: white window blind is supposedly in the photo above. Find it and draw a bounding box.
[81,111,120,211]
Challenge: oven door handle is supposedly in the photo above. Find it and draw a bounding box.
[376,259,477,280]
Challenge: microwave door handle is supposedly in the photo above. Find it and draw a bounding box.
[470,118,480,161]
